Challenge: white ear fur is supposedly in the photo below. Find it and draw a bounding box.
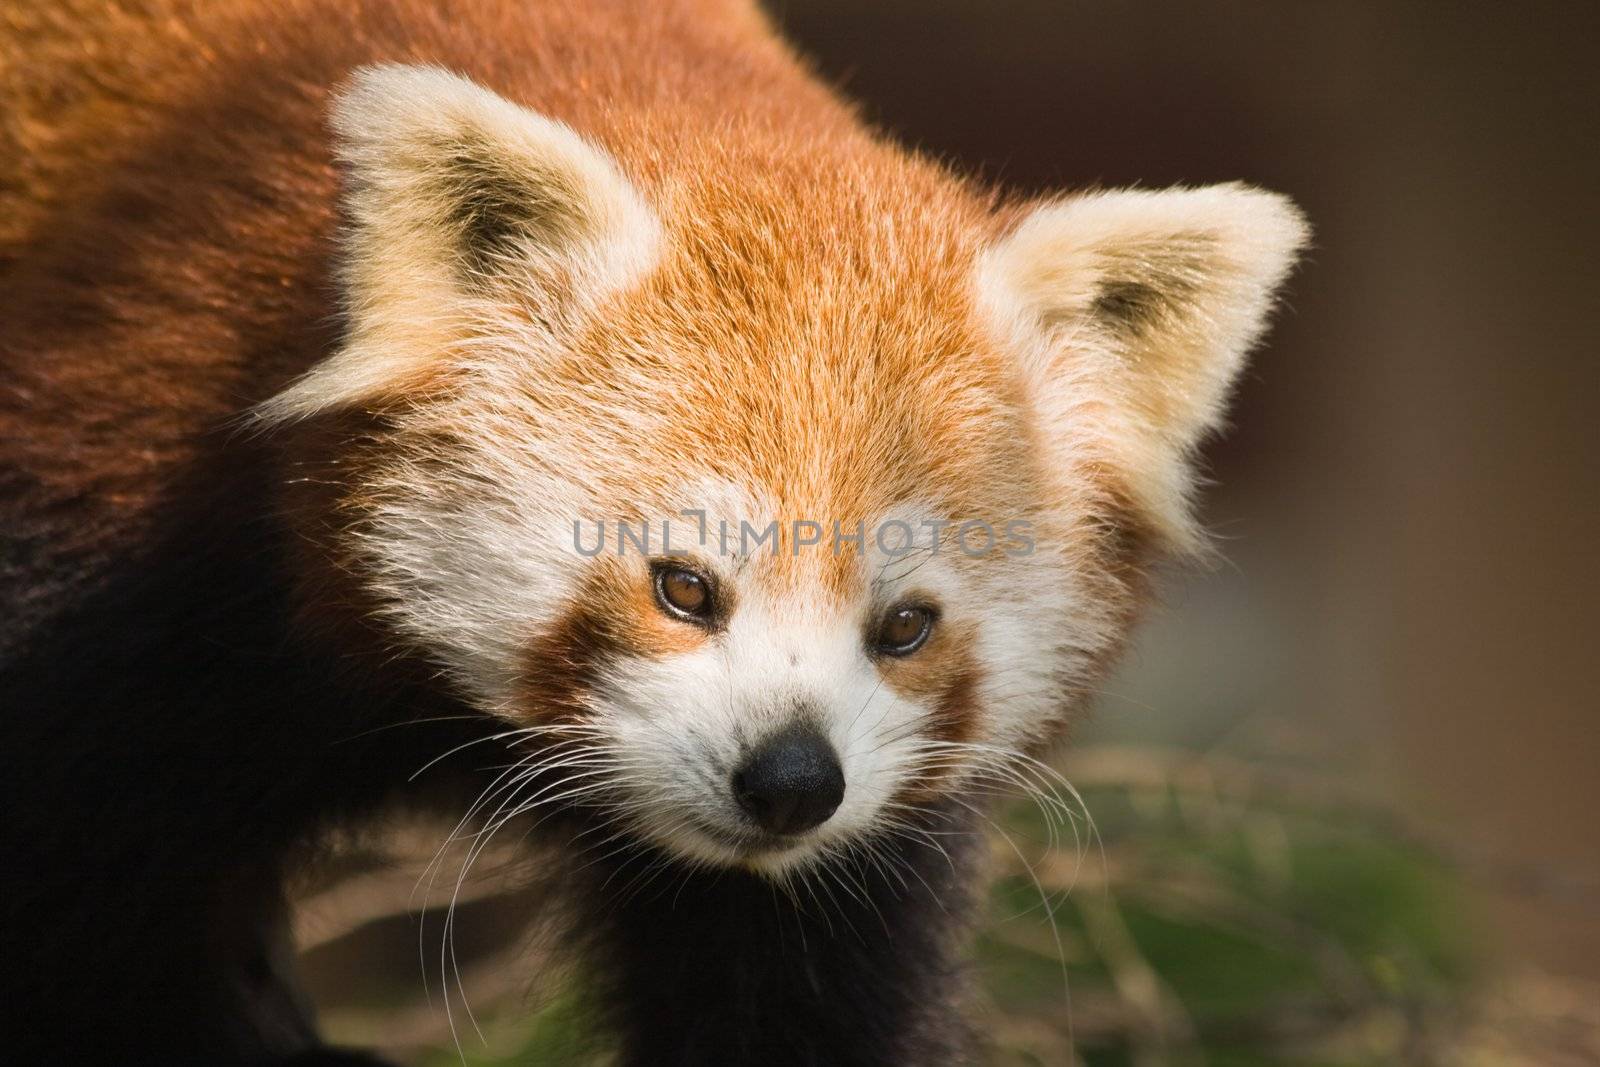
[257,64,660,423]
[979,183,1308,552]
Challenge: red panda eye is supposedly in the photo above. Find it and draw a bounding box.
[874,605,935,656]
[654,565,712,621]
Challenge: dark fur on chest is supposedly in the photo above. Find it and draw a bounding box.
[563,803,985,1066]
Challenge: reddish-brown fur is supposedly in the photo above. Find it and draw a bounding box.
[518,557,710,720]
[0,2,871,556]
[1,0,1085,678]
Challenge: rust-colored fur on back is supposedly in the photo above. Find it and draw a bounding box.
[0,0,998,648]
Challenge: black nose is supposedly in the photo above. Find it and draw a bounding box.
[732,724,845,836]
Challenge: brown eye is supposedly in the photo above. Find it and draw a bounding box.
[874,605,936,656]
[654,564,713,622]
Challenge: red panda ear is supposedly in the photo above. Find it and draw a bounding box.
[979,183,1308,553]
[257,64,660,423]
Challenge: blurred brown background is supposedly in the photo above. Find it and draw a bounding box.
[767,0,1600,980]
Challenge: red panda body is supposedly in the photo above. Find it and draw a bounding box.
[1,2,1306,1063]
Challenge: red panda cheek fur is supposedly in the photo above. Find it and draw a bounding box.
[2,1,1304,1062]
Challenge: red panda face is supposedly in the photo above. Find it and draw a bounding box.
[263,67,1306,874]
[503,492,1084,874]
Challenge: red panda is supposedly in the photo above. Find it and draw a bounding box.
[0,1,1306,1063]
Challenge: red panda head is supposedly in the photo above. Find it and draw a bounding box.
[262,66,1306,874]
